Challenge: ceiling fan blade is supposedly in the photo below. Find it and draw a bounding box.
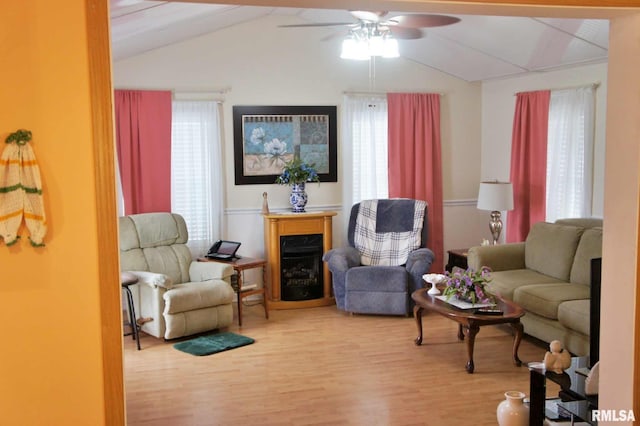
[320,30,349,42]
[278,22,354,28]
[388,26,424,40]
[388,14,460,28]
[349,10,387,22]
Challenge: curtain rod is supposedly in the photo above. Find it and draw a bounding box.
[514,82,600,96]
[173,92,227,102]
[114,87,231,94]
[174,87,231,95]
[343,90,445,96]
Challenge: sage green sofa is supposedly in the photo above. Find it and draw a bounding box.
[467,218,602,356]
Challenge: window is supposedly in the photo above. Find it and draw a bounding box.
[546,87,595,222]
[343,94,389,205]
[171,101,224,257]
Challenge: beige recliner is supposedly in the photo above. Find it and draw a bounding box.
[119,212,235,340]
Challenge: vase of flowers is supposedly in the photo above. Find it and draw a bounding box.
[442,267,494,304]
[275,158,320,213]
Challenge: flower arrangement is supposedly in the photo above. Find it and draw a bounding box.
[275,158,320,185]
[442,267,494,304]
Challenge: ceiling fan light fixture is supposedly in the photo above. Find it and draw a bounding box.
[341,26,399,60]
[340,37,369,60]
[368,34,385,56]
[381,37,399,58]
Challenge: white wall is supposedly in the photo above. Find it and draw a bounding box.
[113,14,487,270]
[481,63,608,218]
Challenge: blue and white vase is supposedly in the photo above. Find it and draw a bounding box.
[289,183,308,213]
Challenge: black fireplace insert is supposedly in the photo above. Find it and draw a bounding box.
[280,234,323,301]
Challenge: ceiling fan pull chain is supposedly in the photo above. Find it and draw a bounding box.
[369,56,377,91]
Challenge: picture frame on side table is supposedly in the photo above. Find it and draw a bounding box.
[233,105,337,185]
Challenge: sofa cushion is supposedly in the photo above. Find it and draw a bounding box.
[120,247,148,272]
[119,216,141,251]
[129,212,189,248]
[525,222,584,281]
[143,245,192,285]
[570,227,603,285]
[521,311,590,356]
[558,299,591,335]
[487,269,565,300]
[555,218,603,228]
[514,283,590,320]
[163,281,234,314]
[346,266,408,292]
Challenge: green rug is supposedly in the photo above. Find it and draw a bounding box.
[173,332,255,356]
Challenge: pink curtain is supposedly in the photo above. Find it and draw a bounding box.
[506,90,550,242]
[387,93,444,272]
[114,90,172,215]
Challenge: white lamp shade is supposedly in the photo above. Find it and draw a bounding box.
[477,181,514,211]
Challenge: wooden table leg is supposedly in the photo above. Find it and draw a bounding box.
[465,324,480,373]
[414,305,424,345]
[510,321,524,366]
[458,324,465,341]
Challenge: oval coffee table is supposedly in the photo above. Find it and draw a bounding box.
[412,287,525,373]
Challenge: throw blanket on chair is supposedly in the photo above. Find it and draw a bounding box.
[354,199,426,266]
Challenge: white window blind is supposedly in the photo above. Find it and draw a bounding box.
[546,86,595,222]
[343,94,389,207]
[171,100,224,257]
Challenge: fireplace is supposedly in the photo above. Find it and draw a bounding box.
[280,234,323,301]
[263,211,336,309]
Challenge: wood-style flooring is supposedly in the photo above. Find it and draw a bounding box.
[124,302,557,425]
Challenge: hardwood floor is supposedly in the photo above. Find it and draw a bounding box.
[124,303,554,425]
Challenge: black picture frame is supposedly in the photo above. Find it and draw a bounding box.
[233,105,337,185]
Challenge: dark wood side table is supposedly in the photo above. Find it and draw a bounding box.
[446,248,469,272]
[198,257,269,327]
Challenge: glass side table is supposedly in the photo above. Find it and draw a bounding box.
[528,356,598,425]
[556,400,597,425]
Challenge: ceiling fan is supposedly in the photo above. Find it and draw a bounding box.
[279,10,461,41]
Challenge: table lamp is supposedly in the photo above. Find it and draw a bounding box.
[477,181,514,245]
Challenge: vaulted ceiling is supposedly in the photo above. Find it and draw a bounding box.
[110,1,609,82]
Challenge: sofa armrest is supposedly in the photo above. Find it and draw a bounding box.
[189,261,235,282]
[127,270,174,289]
[322,247,361,273]
[406,248,435,275]
[467,243,526,272]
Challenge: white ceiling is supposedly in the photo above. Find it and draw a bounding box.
[109,1,609,82]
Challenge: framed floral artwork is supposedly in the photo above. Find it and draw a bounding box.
[233,105,337,185]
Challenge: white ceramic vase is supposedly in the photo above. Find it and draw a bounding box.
[496,391,529,426]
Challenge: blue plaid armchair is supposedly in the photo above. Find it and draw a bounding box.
[323,199,435,315]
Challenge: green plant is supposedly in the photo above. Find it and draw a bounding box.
[442,267,494,304]
[275,158,320,185]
